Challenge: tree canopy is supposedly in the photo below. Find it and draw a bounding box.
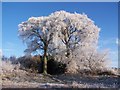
[18,11,103,74]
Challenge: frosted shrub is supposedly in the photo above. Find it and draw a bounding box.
[73,48,111,75]
[1,61,19,74]
[1,61,26,79]
[66,60,78,74]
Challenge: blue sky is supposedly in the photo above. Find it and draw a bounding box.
[2,2,118,67]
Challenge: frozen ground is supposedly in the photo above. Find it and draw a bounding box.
[2,72,119,88]
[1,61,120,88]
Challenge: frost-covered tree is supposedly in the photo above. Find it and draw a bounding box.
[52,11,100,58]
[18,10,100,74]
[48,11,100,73]
[18,16,56,74]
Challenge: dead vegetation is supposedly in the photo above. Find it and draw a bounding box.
[1,60,119,88]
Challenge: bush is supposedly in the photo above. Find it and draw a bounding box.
[16,55,66,75]
[78,68,118,76]
[47,59,66,75]
[16,55,41,73]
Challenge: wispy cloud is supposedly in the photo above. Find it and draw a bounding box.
[3,48,14,52]
[6,42,16,47]
[98,37,118,68]
[107,50,118,68]
[3,42,16,51]
[99,38,117,46]
[2,41,26,57]
[98,38,117,51]
[2,42,16,56]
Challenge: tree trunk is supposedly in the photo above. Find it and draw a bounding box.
[43,55,47,74]
[66,44,70,58]
[43,45,48,75]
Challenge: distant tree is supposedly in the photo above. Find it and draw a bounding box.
[9,56,17,62]
[2,55,8,61]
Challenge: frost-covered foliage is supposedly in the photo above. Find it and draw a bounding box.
[73,48,110,73]
[75,48,109,69]
[1,61,20,74]
[55,46,111,74]
[1,61,20,78]
[1,60,30,81]
[1,60,119,88]
[18,10,112,74]
[51,11,100,57]
[18,16,54,55]
[18,10,100,57]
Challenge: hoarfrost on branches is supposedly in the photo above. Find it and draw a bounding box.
[18,10,110,74]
